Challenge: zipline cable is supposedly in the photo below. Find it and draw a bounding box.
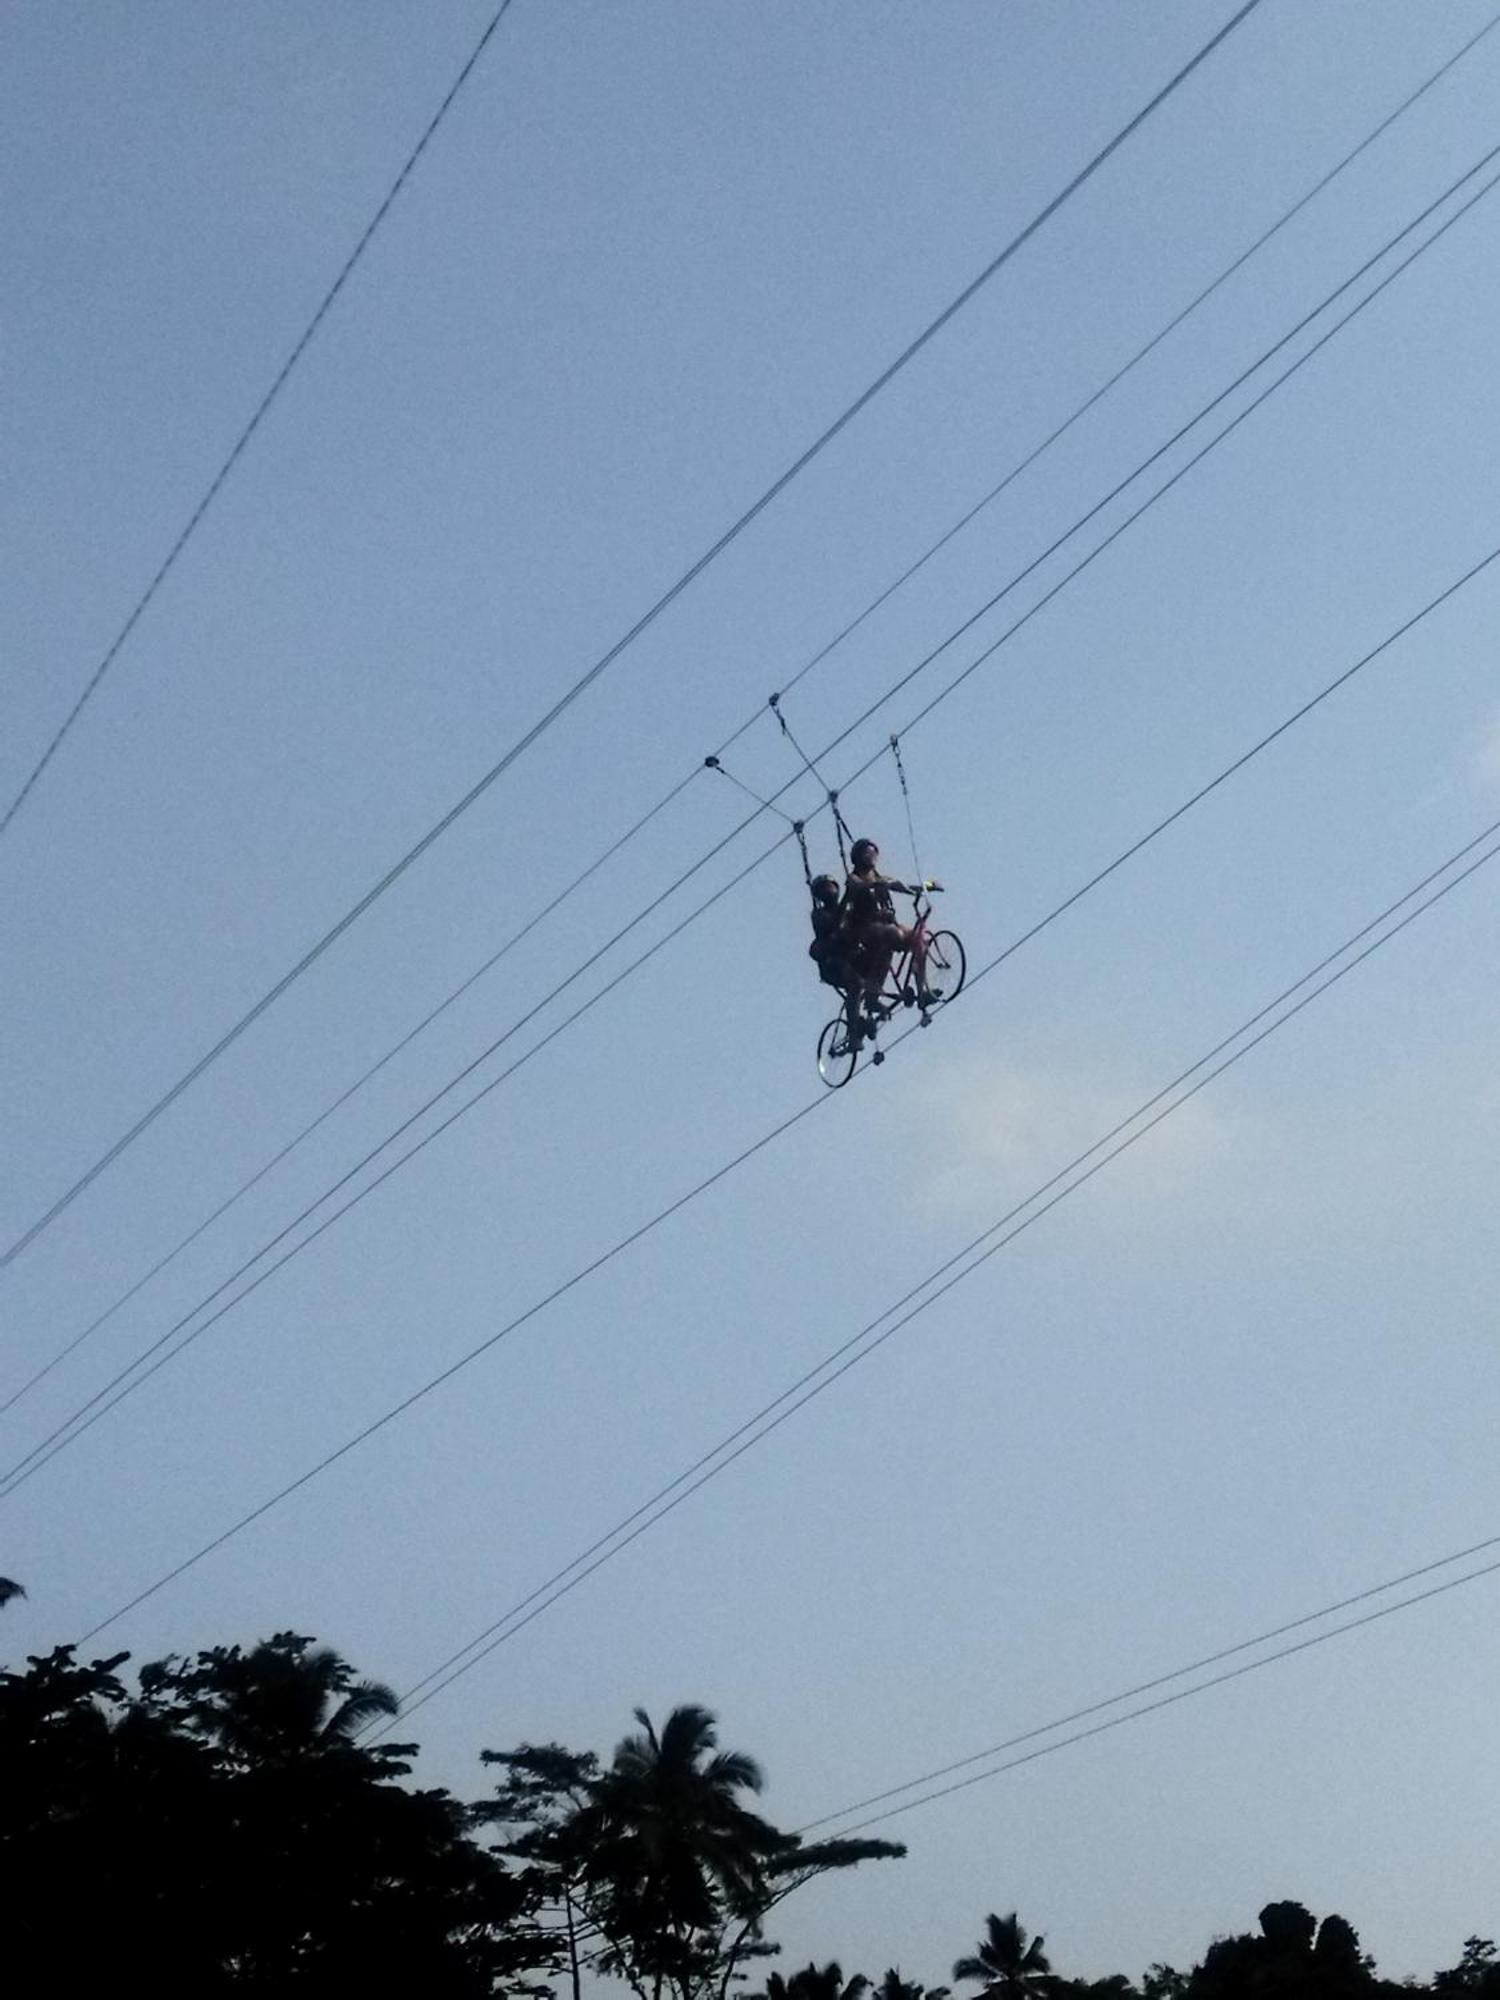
[8,35,1496,1392]
[819,1552,1500,1835]
[71,808,1500,1641]
[795,1532,1500,1834]
[0,0,519,842]
[355,818,1500,1721]
[0,0,1263,1251]
[10,165,1499,1490]
[10,129,1492,1426]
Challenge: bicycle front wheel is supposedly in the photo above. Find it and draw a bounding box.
[923,930,966,1005]
[817,1014,858,1088]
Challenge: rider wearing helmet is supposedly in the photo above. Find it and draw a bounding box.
[843,836,939,1016]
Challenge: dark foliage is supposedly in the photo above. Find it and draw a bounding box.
[2,1602,1491,1999]
[0,1635,535,1994]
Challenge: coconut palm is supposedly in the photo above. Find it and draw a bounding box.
[191,1634,398,1761]
[875,1971,949,2000]
[764,1964,871,2000]
[580,1704,786,1998]
[953,1913,1052,1999]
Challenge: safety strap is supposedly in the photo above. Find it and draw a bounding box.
[769,693,853,870]
[890,733,923,887]
[791,819,813,889]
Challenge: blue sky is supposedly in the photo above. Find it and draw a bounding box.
[4,0,1500,1984]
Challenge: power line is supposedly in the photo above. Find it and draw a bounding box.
[488,1528,1500,1984]
[338,808,1500,1720]
[526,1535,1500,1981]
[0,1,518,843]
[367,821,1500,1725]
[0,0,1263,1259]
[73,805,1500,1644]
[0,764,700,1420]
[16,262,1498,1488]
[808,1543,1500,1837]
[759,2,1500,747]
[18,0,1483,1415]
[10,133,1492,1438]
[11,145,1499,1479]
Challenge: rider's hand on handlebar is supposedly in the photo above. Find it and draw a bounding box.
[923,878,943,892]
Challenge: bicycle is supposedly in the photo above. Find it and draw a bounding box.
[816,887,966,1088]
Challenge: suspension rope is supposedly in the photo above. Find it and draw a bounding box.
[890,733,923,886]
[704,755,812,887]
[701,755,797,825]
[768,694,853,869]
[792,821,813,890]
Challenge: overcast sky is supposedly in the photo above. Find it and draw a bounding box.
[4,1,1500,1985]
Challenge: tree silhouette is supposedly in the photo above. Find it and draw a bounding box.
[482,1706,902,2000]
[1187,1901,1388,1998]
[573,1702,785,2000]
[1434,1939,1500,1994]
[161,1632,400,1759]
[953,1913,1053,1999]
[1,1636,537,1992]
[14,1603,1493,1998]
[480,1742,603,2000]
[873,1967,951,2000]
[766,1963,871,2000]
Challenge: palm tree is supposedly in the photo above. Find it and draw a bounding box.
[195,1635,398,1761]
[580,1704,786,2000]
[875,1971,949,2000]
[953,1914,1052,2000]
[769,1964,871,2000]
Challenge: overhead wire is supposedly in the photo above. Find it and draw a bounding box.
[5,15,1496,1400]
[258,812,1500,1720]
[0,0,1264,1257]
[70,786,1500,1641]
[0,763,701,1419]
[817,1553,1500,1837]
[362,820,1500,1724]
[795,1531,1500,1835]
[10,157,1500,1498]
[0,0,519,842]
[536,1537,1500,1974]
[9,129,1494,1439]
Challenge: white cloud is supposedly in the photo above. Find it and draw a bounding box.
[903,1049,1239,1226]
[1473,709,1500,789]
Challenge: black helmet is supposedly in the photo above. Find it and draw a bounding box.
[850,837,878,869]
[811,873,840,903]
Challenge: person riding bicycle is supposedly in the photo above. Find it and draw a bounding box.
[843,836,941,1016]
[807,875,852,989]
[808,872,869,1042]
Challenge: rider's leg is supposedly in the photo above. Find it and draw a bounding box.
[863,924,901,1016]
[910,925,939,1004]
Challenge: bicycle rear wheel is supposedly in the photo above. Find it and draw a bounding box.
[817,1014,858,1088]
[923,929,966,1005]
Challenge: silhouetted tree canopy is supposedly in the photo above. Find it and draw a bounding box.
[953,1912,1053,1998]
[2,1610,1491,1996]
[0,1635,533,1993]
